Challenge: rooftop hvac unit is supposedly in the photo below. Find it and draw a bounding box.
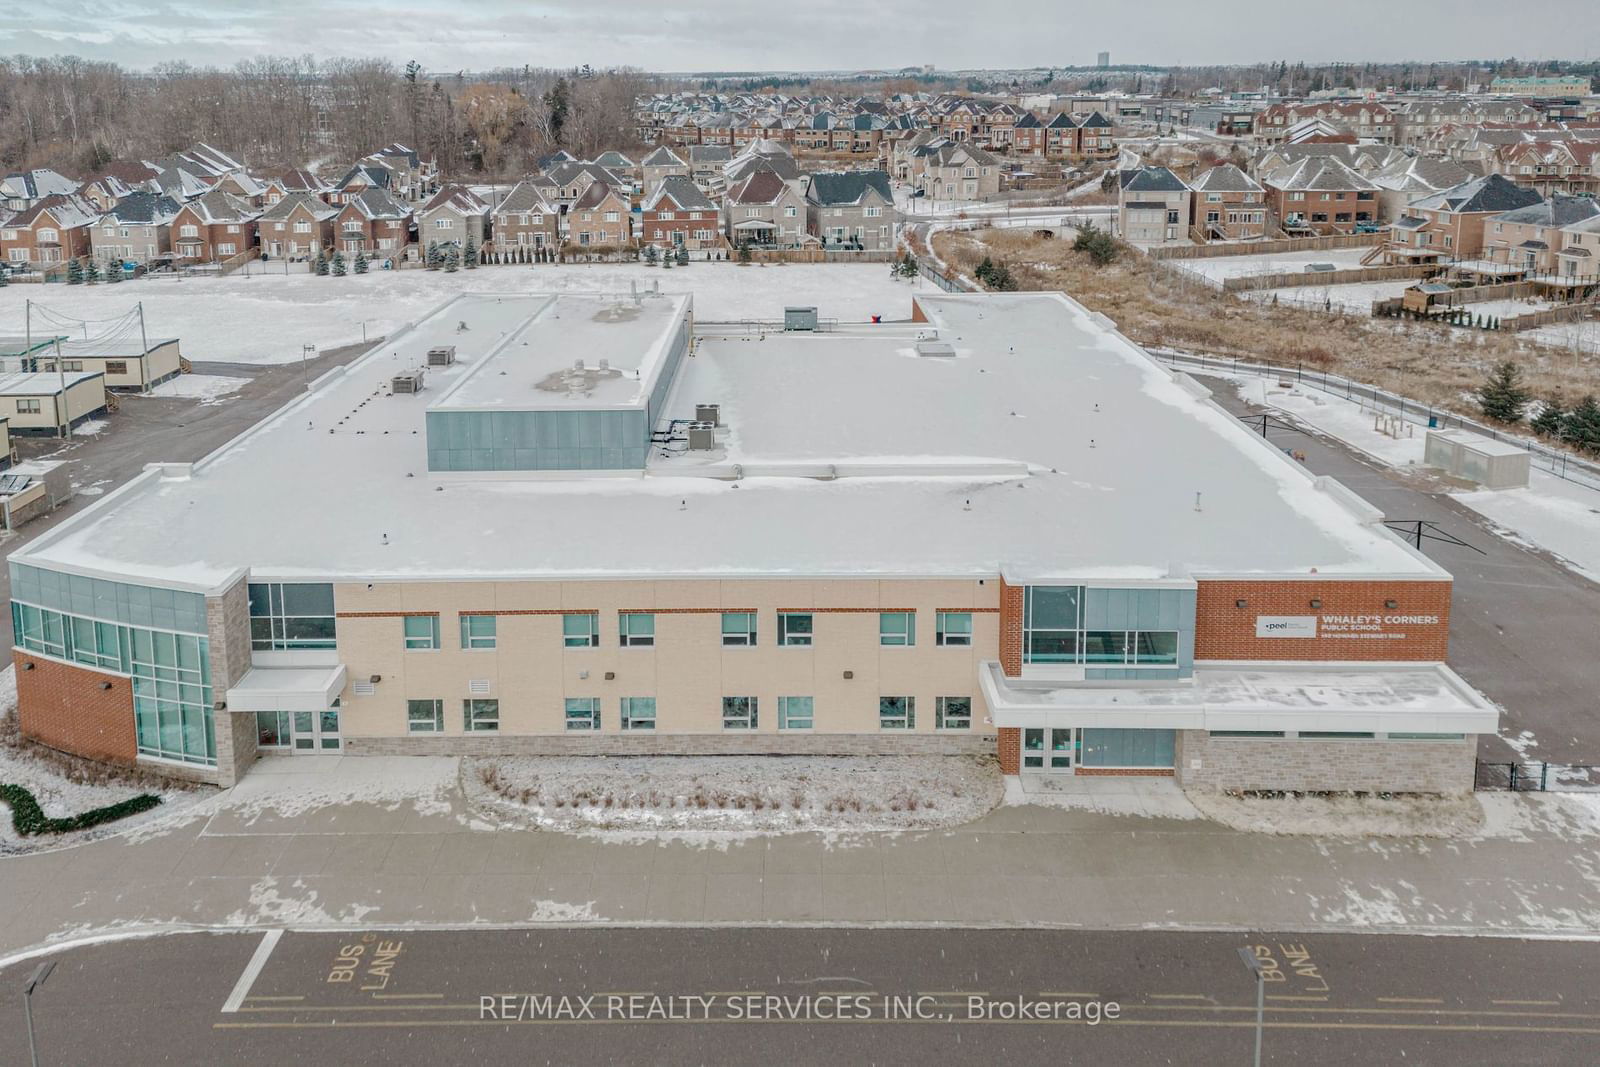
[392,370,425,394]
[915,340,956,357]
[784,306,819,332]
[687,421,717,451]
[427,345,457,366]
[695,403,721,425]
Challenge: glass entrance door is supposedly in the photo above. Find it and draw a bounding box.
[1022,728,1076,773]
[257,708,342,753]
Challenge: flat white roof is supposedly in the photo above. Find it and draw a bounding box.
[12,290,1439,592]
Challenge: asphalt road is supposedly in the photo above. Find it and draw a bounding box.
[0,341,377,648]
[0,927,1592,1065]
[1202,375,1600,765]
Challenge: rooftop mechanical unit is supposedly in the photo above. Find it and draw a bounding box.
[392,370,425,394]
[694,403,721,425]
[687,421,717,451]
[784,306,819,332]
[915,340,957,357]
[427,345,457,367]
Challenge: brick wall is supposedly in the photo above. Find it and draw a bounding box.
[1176,730,1476,795]
[998,579,1024,676]
[996,727,1020,774]
[214,709,257,788]
[206,577,253,690]
[14,651,136,765]
[348,732,997,758]
[1194,579,1450,662]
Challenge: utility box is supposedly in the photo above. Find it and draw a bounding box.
[695,403,721,426]
[427,346,457,367]
[1424,429,1530,489]
[687,421,717,450]
[392,370,425,394]
[784,306,819,332]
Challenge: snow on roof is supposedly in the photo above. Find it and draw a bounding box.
[0,370,102,396]
[13,291,1438,592]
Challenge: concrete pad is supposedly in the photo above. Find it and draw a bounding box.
[703,840,765,874]
[214,834,291,877]
[269,835,340,876]
[884,873,956,921]
[167,837,241,879]
[877,834,950,876]
[314,833,398,875]
[644,873,707,922]
[762,873,826,920]
[378,833,446,875]
[647,841,711,876]
[820,842,884,877]
[526,869,595,906]
[482,834,545,875]
[431,833,495,876]
[586,875,652,920]
[763,836,826,875]
[704,872,764,921]
[591,840,661,875]
[942,874,1016,922]
[821,873,887,921]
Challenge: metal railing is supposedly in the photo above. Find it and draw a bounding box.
[1476,760,1600,792]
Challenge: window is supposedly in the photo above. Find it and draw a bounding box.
[226,224,240,233]
[865,206,882,217]
[248,583,338,650]
[619,612,655,647]
[408,699,444,733]
[460,614,496,649]
[936,696,972,730]
[1210,730,1284,738]
[784,205,797,217]
[1297,731,1375,740]
[403,614,440,650]
[179,224,198,237]
[620,697,656,730]
[105,361,127,375]
[565,697,600,731]
[463,698,499,732]
[37,227,59,243]
[563,613,599,647]
[294,220,311,233]
[879,611,915,646]
[603,211,619,222]
[778,696,813,730]
[722,611,756,646]
[722,696,757,729]
[879,696,915,729]
[434,218,452,229]
[777,612,813,646]
[936,611,972,647]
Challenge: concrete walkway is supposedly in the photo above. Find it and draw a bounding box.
[3,756,1600,960]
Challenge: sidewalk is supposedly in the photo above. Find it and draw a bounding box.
[3,756,1600,960]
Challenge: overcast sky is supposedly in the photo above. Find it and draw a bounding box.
[0,1,1594,73]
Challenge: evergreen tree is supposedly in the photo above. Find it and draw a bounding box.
[1477,360,1531,422]
[426,241,441,270]
[1530,392,1567,437]
[975,256,994,283]
[675,246,689,266]
[643,244,658,265]
[737,244,752,264]
[332,250,347,277]
[354,250,369,274]
[662,253,673,270]
[85,259,101,284]
[464,237,478,269]
[0,264,9,287]
[1562,395,1600,453]
[314,251,329,276]
[67,258,83,284]
[106,259,122,283]
[444,247,460,273]
[986,262,1017,291]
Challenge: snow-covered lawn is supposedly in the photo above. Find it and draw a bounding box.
[1243,279,1412,313]
[130,373,249,404]
[1175,246,1375,283]
[468,754,1002,835]
[1525,317,1600,356]
[1231,377,1426,467]
[0,264,928,367]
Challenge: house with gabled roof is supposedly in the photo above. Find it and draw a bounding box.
[566,182,632,248]
[1481,194,1600,275]
[1369,155,1473,225]
[0,194,99,269]
[1189,165,1266,241]
[332,187,412,261]
[261,168,330,207]
[723,170,809,248]
[641,175,721,251]
[169,189,260,263]
[805,170,896,251]
[1258,156,1380,235]
[417,185,490,255]
[641,146,690,198]
[1118,166,1191,243]
[256,192,340,260]
[77,161,162,212]
[545,161,628,209]
[363,143,437,202]
[329,163,395,206]
[1,169,80,212]
[1383,173,1543,265]
[489,179,561,256]
[88,192,182,266]
[918,142,1001,201]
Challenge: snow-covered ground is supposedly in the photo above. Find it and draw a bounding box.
[130,373,249,404]
[0,264,928,367]
[1232,377,1426,467]
[467,754,1003,836]
[1243,279,1413,313]
[1525,317,1600,356]
[1175,246,1375,283]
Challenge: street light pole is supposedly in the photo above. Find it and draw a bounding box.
[23,959,56,1067]
[1236,947,1265,1067]
[300,344,315,391]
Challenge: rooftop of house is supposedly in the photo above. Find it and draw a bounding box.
[1492,194,1600,228]
[1411,173,1543,214]
[643,175,716,213]
[1189,164,1263,194]
[806,170,893,207]
[0,370,102,396]
[12,291,1439,593]
[1121,166,1189,193]
[257,192,340,223]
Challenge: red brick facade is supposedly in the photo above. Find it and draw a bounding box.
[997,727,1020,774]
[14,651,136,765]
[1193,579,1451,662]
[997,578,1024,676]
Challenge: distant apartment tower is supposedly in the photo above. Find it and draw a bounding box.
[1097,52,1110,69]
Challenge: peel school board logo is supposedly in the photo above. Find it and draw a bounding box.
[1255,615,1317,639]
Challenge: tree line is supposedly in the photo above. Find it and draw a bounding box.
[0,54,653,178]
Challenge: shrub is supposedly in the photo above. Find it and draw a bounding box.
[1478,360,1531,423]
[1072,224,1119,266]
[0,783,161,837]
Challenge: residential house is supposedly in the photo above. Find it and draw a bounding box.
[0,169,79,212]
[362,144,437,202]
[544,161,628,210]
[332,188,413,261]
[1555,214,1600,281]
[169,189,260,263]
[1118,167,1192,243]
[592,151,639,186]
[1077,111,1117,161]
[640,146,691,197]
[76,161,162,212]
[805,170,897,250]
[1188,165,1266,241]
[1012,112,1045,155]
[1258,156,1380,235]
[256,192,340,260]
[640,175,721,251]
[1481,195,1600,274]
[566,183,632,248]
[0,194,98,269]
[1488,140,1600,198]
[329,163,397,206]
[1368,155,1474,224]
[687,145,733,187]
[417,185,490,255]
[261,168,330,206]
[87,192,182,266]
[1384,173,1543,265]
[918,142,1001,201]
[489,179,561,254]
[723,170,809,247]
[1255,102,1396,145]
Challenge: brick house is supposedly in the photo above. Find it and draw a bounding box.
[1117,166,1192,243]
[169,189,260,263]
[1256,102,1396,145]
[261,168,330,206]
[489,180,562,255]
[1383,173,1542,265]
[332,188,413,261]
[1,169,82,212]
[724,170,809,248]
[1012,112,1045,155]
[1,194,99,269]
[1487,140,1600,198]
[1480,194,1600,274]
[805,170,897,251]
[417,185,490,256]
[87,191,182,266]
[566,182,632,248]
[640,175,721,251]
[1189,164,1266,241]
[256,192,340,260]
[1258,156,1380,235]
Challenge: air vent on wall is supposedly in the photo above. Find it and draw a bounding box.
[468,679,491,695]
[353,682,376,697]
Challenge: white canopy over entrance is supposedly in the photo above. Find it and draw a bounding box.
[227,665,348,713]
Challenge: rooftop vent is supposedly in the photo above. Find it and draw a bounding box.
[687,421,717,451]
[695,403,721,426]
[784,306,819,332]
[392,370,425,394]
[915,340,956,358]
[426,345,456,366]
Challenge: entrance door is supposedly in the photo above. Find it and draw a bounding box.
[258,708,342,752]
[1022,728,1076,772]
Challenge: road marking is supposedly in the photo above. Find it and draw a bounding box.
[371,993,444,1000]
[244,995,303,1002]
[1266,995,1330,1002]
[1149,994,1209,1001]
[221,929,282,1015]
[1493,999,1561,1006]
[1377,997,1444,1004]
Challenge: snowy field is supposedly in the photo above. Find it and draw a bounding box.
[468,754,1003,836]
[0,264,929,367]
[1243,279,1413,313]
[1525,318,1600,355]
[130,373,248,404]
[1175,246,1375,283]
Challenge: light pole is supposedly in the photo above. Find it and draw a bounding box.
[23,959,55,1067]
[300,344,316,390]
[1236,947,1265,1067]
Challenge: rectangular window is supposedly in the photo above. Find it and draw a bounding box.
[879,611,916,647]
[1386,733,1466,741]
[407,699,444,733]
[403,614,440,650]
[778,696,813,731]
[777,612,813,646]
[1297,731,1376,740]
[936,696,972,730]
[722,696,757,730]
[879,696,915,730]
[563,613,599,647]
[463,698,499,732]
[1210,730,1285,738]
[16,399,40,414]
[248,582,337,651]
[620,697,656,730]
[721,611,756,646]
[935,611,972,647]
[459,614,496,649]
[619,612,655,647]
[565,697,600,731]
[105,361,127,375]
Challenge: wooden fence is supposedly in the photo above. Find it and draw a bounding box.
[1502,301,1600,333]
[748,248,897,264]
[1145,230,1383,261]
[1222,263,1431,293]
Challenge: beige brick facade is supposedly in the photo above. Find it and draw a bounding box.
[1176,731,1476,795]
